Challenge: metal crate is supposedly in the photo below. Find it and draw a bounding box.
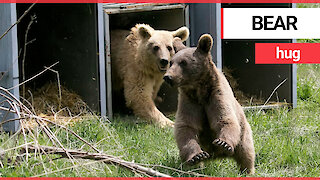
[0,4,20,132]
[0,4,107,132]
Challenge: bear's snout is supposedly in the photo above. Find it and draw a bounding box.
[160,59,169,67]
[163,75,173,87]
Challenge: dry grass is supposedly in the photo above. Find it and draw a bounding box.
[22,83,90,128]
[223,68,265,106]
[27,83,89,116]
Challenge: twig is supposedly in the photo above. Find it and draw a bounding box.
[0,85,171,177]
[0,3,36,41]
[1,101,14,123]
[23,145,171,177]
[44,66,62,109]
[34,118,79,167]
[37,117,101,153]
[7,62,59,91]
[33,158,111,177]
[257,78,288,114]
[22,15,37,100]
[137,163,209,177]
[0,117,24,127]
[1,86,99,154]
[13,103,29,163]
[1,142,34,154]
[243,103,289,111]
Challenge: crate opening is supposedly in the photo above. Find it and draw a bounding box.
[107,5,187,115]
[16,4,101,115]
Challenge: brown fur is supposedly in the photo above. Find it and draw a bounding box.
[111,24,189,127]
[164,35,255,174]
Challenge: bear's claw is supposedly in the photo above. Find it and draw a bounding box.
[213,138,233,154]
[187,151,210,165]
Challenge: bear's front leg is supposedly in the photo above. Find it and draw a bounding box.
[209,116,241,156]
[152,78,164,105]
[206,104,241,156]
[123,78,174,127]
[175,125,210,165]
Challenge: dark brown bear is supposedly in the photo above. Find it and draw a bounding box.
[164,34,255,174]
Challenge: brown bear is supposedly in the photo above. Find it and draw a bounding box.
[164,34,255,174]
[111,24,189,127]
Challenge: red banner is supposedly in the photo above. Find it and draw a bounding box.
[255,43,320,64]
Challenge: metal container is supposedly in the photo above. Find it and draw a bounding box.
[15,4,106,114]
[1,4,107,132]
[0,4,20,132]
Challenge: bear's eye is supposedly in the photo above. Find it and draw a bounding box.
[169,61,173,67]
[153,46,160,51]
[180,60,187,66]
[167,46,173,51]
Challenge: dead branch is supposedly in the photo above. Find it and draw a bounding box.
[257,78,288,114]
[0,3,36,41]
[22,15,37,100]
[0,86,172,177]
[137,162,209,177]
[7,61,59,91]
[44,66,62,109]
[23,145,171,177]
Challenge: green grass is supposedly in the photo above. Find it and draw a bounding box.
[0,63,319,177]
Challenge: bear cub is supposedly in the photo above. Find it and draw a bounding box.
[164,34,255,174]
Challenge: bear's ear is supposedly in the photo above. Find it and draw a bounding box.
[196,34,213,54]
[172,27,189,42]
[136,24,154,40]
[173,37,187,52]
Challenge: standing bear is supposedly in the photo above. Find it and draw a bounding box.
[111,24,189,127]
[164,34,255,174]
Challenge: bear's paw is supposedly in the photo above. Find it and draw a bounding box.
[186,151,210,165]
[212,138,234,155]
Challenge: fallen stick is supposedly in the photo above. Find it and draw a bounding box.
[22,145,171,177]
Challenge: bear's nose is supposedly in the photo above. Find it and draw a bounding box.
[160,59,169,66]
[163,75,173,86]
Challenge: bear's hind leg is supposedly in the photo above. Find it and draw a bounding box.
[175,126,210,165]
[234,137,255,175]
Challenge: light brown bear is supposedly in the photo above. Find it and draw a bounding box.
[164,34,255,174]
[111,24,189,127]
